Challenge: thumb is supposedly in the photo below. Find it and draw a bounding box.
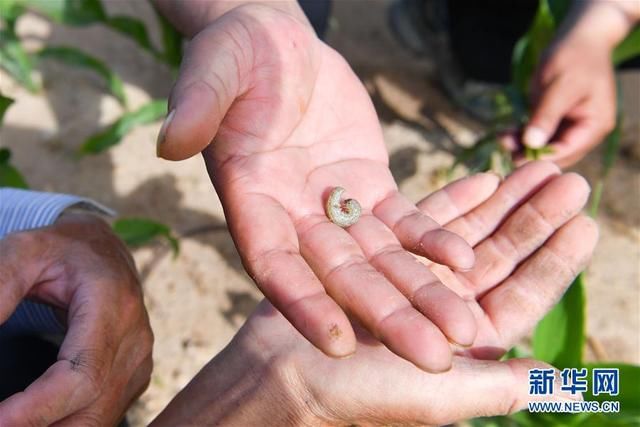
[523,77,581,149]
[156,16,253,161]
[432,357,582,423]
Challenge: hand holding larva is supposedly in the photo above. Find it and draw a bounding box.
[326,187,362,228]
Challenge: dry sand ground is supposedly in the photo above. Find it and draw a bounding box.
[0,1,638,425]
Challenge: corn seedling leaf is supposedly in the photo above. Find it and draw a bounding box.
[37,46,127,105]
[0,29,38,91]
[613,26,640,66]
[533,273,585,370]
[152,4,183,67]
[511,0,556,96]
[79,99,166,155]
[524,144,554,161]
[106,15,155,53]
[0,148,28,189]
[113,217,179,255]
[22,0,106,25]
[0,93,14,125]
[582,363,640,418]
[0,0,26,30]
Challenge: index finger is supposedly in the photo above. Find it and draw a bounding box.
[226,192,356,358]
[0,231,52,323]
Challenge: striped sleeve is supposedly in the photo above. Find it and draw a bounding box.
[0,188,114,337]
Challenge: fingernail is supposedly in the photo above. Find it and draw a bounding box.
[523,126,548,149]
[484,171,505,182]
[156,109,175,156]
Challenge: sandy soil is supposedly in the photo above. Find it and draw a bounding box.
[0,1,638,425]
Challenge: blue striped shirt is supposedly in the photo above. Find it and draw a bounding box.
[0,188,112,336]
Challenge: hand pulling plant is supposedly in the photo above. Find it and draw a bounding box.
[0,0,182,252]
[460,1,640,426]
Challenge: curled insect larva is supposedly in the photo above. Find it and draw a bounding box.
[325,186,361,228]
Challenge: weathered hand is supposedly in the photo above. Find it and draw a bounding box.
[0,213,153,426]
[156,3,476,370]
[151,161,597,426]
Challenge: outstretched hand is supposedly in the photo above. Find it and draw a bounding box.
[518,0,640,167]
[157,4,478,370]
[152,161,598,426]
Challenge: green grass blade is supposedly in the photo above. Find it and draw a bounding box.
[37,46,127,105]
[532,273,586,369]
[79,99,166,155]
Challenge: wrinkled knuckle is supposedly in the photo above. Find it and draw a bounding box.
[0,406,47,427]
[70,351,109,400]
[262,352,317,423]
[118,286,145,320]
[139,327,155,358]
[70,411,104,427]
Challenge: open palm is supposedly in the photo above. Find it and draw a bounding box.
[151,162,596,426]
[158,5,477,370]
[245,161,596,425]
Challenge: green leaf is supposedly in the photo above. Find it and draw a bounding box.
[613,26,640,66]
[524,144,554,161]
[22,0,168,61]
[0,0,26,30]
[589,112,622,217]
[0,148,29,188]
[79,99,167,155]
[0,93,14,125]
[453,134,500,174]
[602,115,623,177]
[583,363,640,417]
[532,273,585,369]
[37,46,127,105]
[501,346,530,360]
[23,0,106,25]
[152,3,182,67]
[547,0,571,24]
[576,413,640,427]
[106,15,154,52]
[512,0,556,96]
[113,217,179,255]
[0,29,38,91]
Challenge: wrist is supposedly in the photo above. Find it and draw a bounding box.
[151,334,316,426]
[561,1,638,52]
[154,0,312,38]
